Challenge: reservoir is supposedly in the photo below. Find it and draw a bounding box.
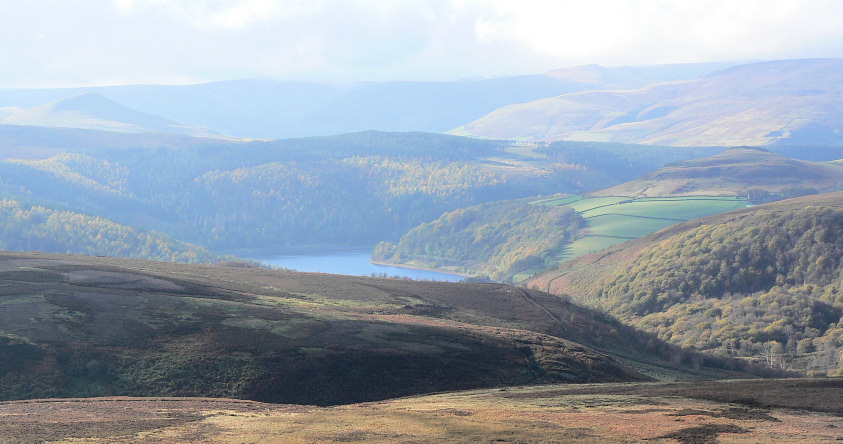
[251,250,465,282]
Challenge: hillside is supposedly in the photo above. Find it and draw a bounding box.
[0,93,224,138]
[528,192,843,375]
[591,147,843,198]
[0,198,221,263]
[0,251,778,406]
[459,58,843,146]
[373,200,587,280]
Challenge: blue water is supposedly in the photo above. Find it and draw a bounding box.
[252,250,464,282]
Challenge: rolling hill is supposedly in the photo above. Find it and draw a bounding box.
[458,58,843,146]
[527,191,843,375]
[0,251,775,407]
[590,147,843,198]
[0,93,225,138]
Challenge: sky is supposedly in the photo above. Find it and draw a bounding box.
[1,0,842,88]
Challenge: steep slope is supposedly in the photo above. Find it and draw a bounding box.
[528,192,843,375]
[591,147,843,198]
[461,58,843,146]
[0,93,224,138]
[0,252,771,405]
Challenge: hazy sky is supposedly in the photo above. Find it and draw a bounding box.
[2,0,842,87]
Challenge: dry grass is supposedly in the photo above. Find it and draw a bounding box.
[1,379,842,443]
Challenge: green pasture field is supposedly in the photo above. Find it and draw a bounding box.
[564,196,629,212]
[580,197,747,220]
[533,195,749,266]
[586,214,679,238]
[557,236,629,262]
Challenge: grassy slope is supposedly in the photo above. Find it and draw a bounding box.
[531,194,747,265]
[2,379,842,443]
[0,252,772,406]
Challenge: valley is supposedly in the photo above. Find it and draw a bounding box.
[1,56,843,442]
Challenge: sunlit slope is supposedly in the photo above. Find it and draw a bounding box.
[3,379,840,443]
[535,195,748,263]
[460,58,843,146]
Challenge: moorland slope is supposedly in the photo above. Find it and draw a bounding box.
[2,379,841,443]
[0,252,773,406]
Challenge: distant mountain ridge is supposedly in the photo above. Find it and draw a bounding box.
[0,62,738,139]
[0,92,225,138]
[458,58,843,146]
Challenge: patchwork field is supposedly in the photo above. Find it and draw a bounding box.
[2,379,841,443]
[532,195,747,264]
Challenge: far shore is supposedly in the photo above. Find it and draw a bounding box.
[370,259,477,279]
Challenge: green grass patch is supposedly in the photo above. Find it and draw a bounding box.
[564,197,629,212]
[535,196,747,265]
[558,237,630,261]
[582,197,747,220]
[587,214,682,238]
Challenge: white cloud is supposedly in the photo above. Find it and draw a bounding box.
[0,0,841,87]
[464,0,843,65]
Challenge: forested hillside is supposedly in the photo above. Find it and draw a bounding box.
[0,131,723,254]
[529,192,843,375]
[373,201,586,281]
[0,198,220,263]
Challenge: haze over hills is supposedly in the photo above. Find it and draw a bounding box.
[0,93,225,138]
[0,62,737,139]
[458,58,843,147]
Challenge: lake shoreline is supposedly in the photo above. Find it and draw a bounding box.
[369,259,477,278]
[242,249,468,282]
